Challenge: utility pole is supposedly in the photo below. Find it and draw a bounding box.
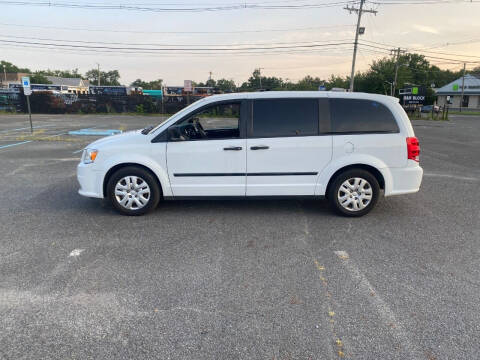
[345,0,377,92]
[384,81,393,96]
[256,67,264,90]
[460,62,466,112]
[391,47,406,97]
[96,63,101,86]
[208,71,213,81]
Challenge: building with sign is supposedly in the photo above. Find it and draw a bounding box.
[436,74,480,110]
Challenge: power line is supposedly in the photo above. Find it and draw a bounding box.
[0,38,354,52]
[370,0,480,4]
[358,42,480,64]
[0,34,354,48]
[0,21,355,35]
[0,0,355,12]
[0,42,355,59]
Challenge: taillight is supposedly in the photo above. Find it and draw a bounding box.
[406,137,420,162]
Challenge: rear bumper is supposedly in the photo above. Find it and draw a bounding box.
[77,163,104,198]
[385,163,423,196]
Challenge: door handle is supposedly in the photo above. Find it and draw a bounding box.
[223,146,242,151]
[250,146,269,150]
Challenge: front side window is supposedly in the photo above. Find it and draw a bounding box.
[168,102,240,141]
[330,98,399,133]
[252,99,319,138]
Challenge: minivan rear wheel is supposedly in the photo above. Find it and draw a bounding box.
[107,166,160,216]
[328,169,380,217]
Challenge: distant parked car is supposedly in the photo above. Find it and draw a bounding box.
[77,91,423,217]
[421,105,440,113]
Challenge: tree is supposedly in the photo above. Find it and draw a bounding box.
[326,74,349,90]
[291,76,325,91]
[37,68,82,78]
[216,78,237,92]
[240,69,284,91]
[30,73,51,84]
[130,78,163,89]
[85,69,121,86]
[205,78,216,87]
[0,60,29,73]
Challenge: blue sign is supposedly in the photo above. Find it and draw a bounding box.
[318,85,326,91]
[22,76,30,88]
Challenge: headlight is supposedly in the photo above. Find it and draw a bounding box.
[83,149,98,164]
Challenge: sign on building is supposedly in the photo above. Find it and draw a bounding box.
[400,86,426,105]
[184,80,193,92]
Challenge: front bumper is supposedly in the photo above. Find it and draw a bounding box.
[77,162,104,198]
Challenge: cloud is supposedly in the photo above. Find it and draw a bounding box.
[412,24,439,34]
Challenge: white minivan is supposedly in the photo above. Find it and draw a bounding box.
[77,91,423,217]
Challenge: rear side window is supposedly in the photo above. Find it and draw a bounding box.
[252,98,319,137]
[330,98,399,133]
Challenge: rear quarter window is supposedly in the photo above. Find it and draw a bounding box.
[330,98,399,134]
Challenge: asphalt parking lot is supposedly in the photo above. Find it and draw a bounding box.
[0,113,479,360]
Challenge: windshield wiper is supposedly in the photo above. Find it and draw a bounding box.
[141,125,154,135]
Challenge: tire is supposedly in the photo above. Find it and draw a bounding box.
[106,166,161,216]
[327,169,380,217]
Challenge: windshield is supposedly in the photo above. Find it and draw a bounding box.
[149,98,208,134]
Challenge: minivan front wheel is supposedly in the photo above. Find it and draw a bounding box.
[107,166,160,216]
[328,169,380,217]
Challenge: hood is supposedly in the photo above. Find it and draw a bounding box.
[86,129,144,149]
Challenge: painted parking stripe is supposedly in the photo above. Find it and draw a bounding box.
[0,124,57,134]
[334,250,424,359]
[0,125,101,152]
[0,140,32,150]
[423,172,478,182]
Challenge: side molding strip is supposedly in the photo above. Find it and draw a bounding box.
[173,172,318,177]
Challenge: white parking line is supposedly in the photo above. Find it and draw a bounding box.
[0,140,32,150]
[0,124,57,134]
[423,172,478,182]
[334,250,424,359]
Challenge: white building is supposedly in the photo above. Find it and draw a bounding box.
[436,74,480,110]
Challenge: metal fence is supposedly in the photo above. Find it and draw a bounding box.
[0,89,204,114]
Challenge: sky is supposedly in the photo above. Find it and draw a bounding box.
[1,0,480,86]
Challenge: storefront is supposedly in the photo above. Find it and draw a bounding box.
[436,74,480,110]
